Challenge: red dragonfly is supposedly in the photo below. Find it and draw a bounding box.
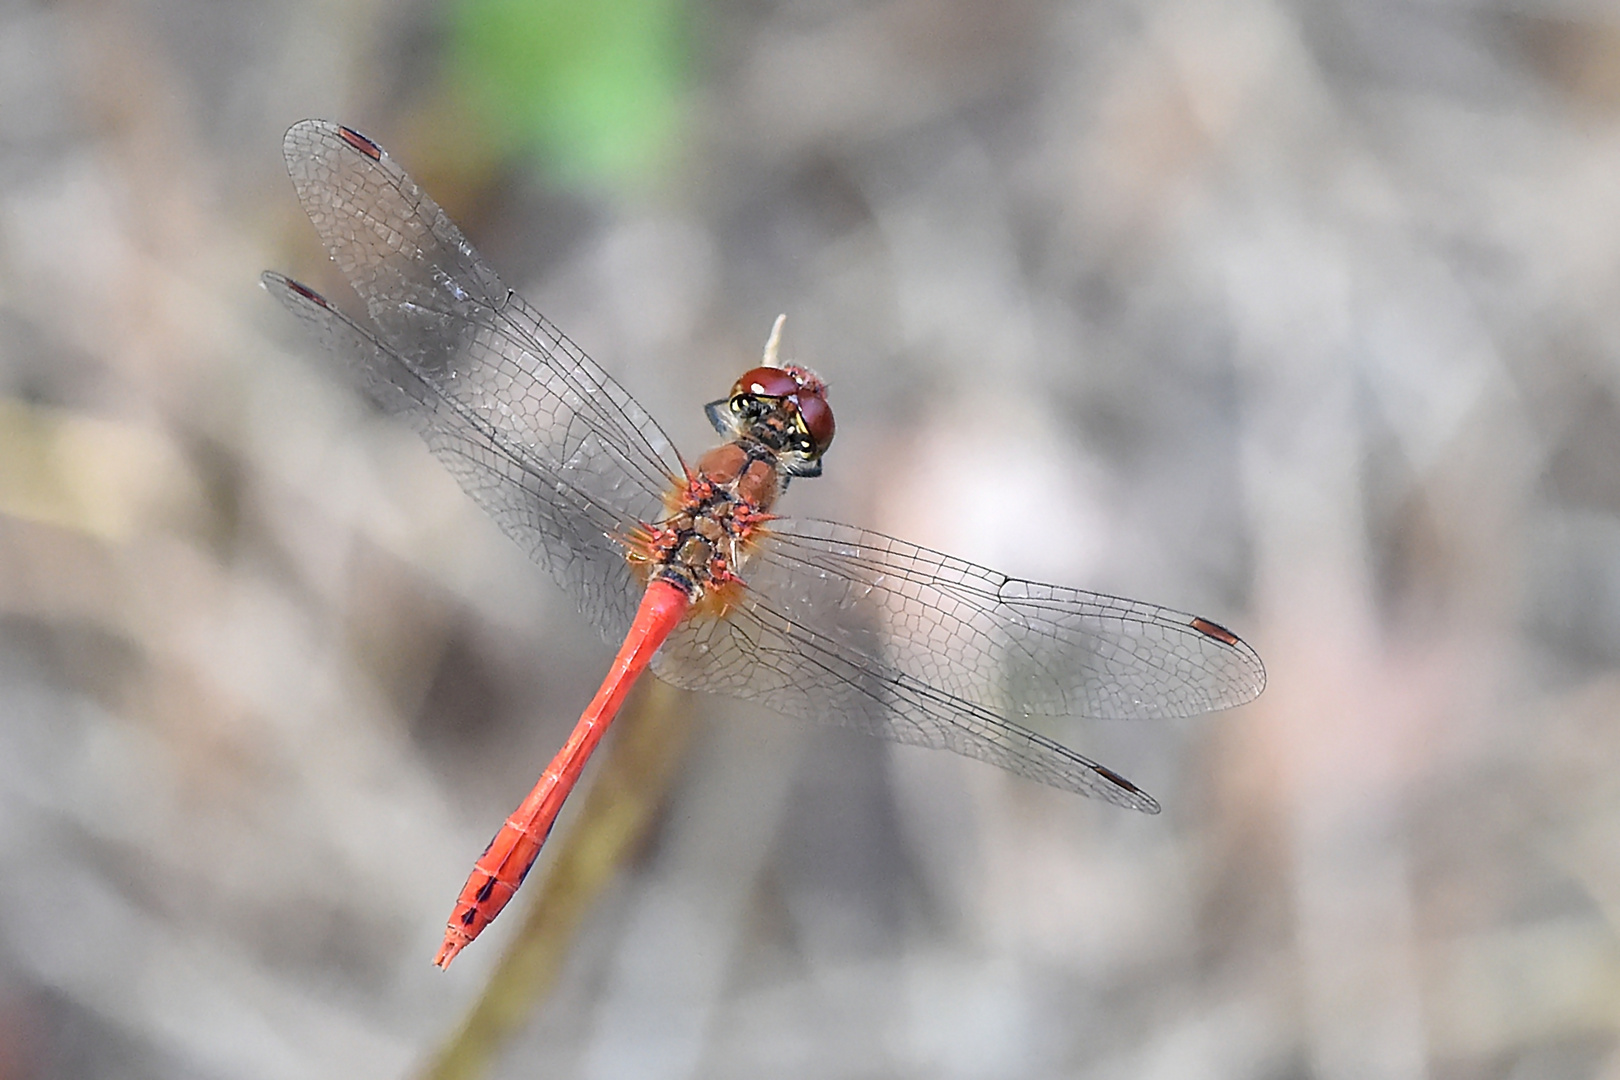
[263,120,1265,968]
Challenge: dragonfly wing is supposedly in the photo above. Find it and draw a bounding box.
[743,519,1264,719]
[649,518,1265,807]
[262,272,647,646]
[279,120,682,540]
[273,120,689,644]
[651,594,1161,810]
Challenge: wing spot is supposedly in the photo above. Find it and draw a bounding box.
[338,125,384,160]
[282,277,329,307]
[1190,616,1240,647]
[1091,763,1142,793]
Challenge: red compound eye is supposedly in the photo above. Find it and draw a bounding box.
[795,391,835,456]
[732,366,802,398]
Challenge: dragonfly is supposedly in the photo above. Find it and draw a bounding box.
[262,120,1266,968]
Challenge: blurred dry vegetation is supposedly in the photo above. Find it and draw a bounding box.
[1,0,1619,1077]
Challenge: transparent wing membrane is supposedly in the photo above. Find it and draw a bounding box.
[261,272,651,645]
[652,521,1264,809]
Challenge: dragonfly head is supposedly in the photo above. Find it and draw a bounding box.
[706,362,836,478]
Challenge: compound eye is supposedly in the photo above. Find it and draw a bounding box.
[795,392,835,456]
[732,366,801,399]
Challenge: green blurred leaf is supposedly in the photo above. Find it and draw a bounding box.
[447,0,689,186]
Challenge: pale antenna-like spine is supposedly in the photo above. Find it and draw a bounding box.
[762,314,787,367]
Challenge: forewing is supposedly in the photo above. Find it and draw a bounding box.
[751,520,1265,719]
[262,273,646,645]
[279,119,682,540]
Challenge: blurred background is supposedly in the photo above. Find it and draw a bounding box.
[2,0,1619,1076]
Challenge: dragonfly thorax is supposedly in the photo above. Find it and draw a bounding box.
[627,441,781,614]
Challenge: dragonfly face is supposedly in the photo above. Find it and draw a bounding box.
[704,363,836,479]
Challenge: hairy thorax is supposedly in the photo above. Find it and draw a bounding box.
[627,441,784,618]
